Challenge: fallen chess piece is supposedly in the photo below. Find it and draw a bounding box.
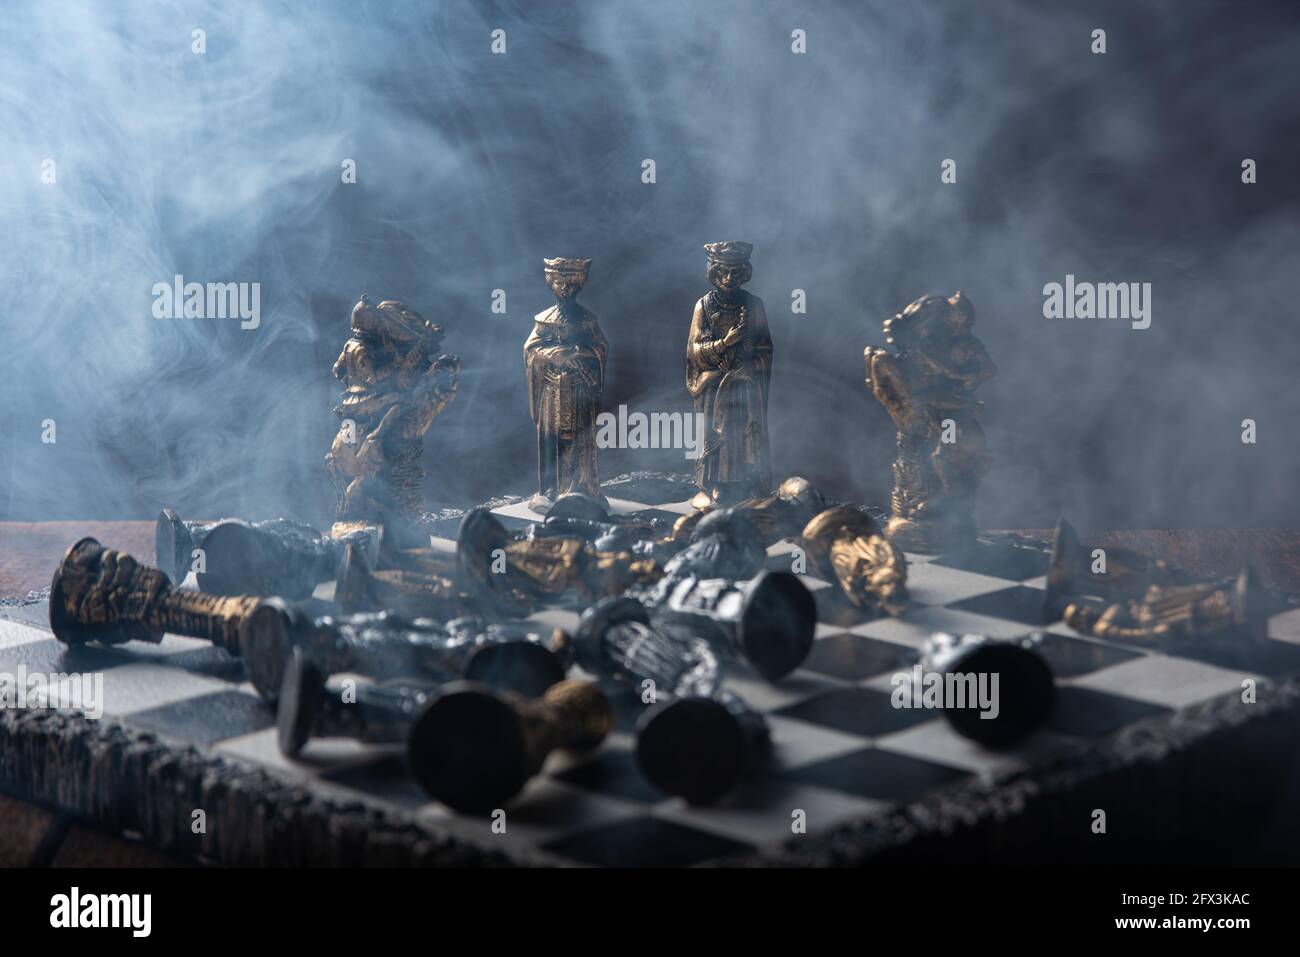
[155,508,380,599]
[800,505,909,616]
[408,678,613,814]
[1062,567,1266,643]
[577,597,770,805]
[241,599,569,703]
[918,632,1055,747]
[333,541,470,618]
[643,569,816,683]
[728,475,828,546]
[1044,518,1181,618]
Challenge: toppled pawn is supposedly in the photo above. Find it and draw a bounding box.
[334,541,470,618]
[155,509,380,599]
[915,632,1055,747]
[800,506,909,616]
[732,476,828,546]
[408,679,613,814]
[646,569,816,683]
[50,536,275,659]
[577,597,770,804]
[240,598,568,703]
[1062,567,1266,643]
[1045,518,1181,618]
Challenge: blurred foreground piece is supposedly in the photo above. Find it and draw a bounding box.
[326,295,460,547]
[578,597,769,804]
[919,632,1055,747]
[800,505,909,616]
[408,679,612,814]
[525,258,607,512]
[155,508,379,599]
[866,292,995,551]
[686,241,772,509]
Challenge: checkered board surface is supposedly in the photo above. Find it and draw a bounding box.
[5,479,1300,867]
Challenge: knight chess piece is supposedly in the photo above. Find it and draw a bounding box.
[919,632,1055,747]
[800,505,909,616]
[407,679,613,814]
[866,292,996,551]
[524,258,608,513]
[576,596,769,804]
[326,295,460,548]
[686,241,773,510]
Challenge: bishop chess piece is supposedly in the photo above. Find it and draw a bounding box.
[686,241,773,510]
[408,679,613,814]
[577,597,770,804]
[325,295,460,548]
[524,258,608,513]
[866,292,996,552]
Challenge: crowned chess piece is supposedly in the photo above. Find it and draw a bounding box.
[326,295,460,548]
[525,258,608,513]
[866,292,996,552]
[686,241,773,510]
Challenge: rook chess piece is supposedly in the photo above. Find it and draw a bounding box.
[920,632,1055,747]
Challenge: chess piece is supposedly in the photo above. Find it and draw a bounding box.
[326,295,460,548]
[920,632,1055,747]
[686,241,773,509]
[334,540,468,618]
[196,517,379,599]
[1063,568,1266,643]
[524,258,608,512]
[1045,518,1181,617]
[732,476,827,545]
[800,506,909,616]
[49,536,274,659]
[654,508,768,584]
[866,292,996,551]
[577,597,770,804]
[154,508,215,582]
[241,598,568,703]
[647,570,816,683]
[407,679,613,813]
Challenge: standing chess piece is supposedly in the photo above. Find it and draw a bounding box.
[326,295,460,548]
[524,258,608,513]
[686,241,773,510]
[866,292,995,552]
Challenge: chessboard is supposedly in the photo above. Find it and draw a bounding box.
[4,472,1300,867]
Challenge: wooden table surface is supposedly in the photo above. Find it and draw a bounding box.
[4,521,1300,598]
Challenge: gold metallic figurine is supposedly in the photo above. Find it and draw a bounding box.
[326,295,460,546]
[800,505,909,616]
[1063,569,1265,643]
[866,292,996,551]
[525,258,608,512]
[686,241,773,510]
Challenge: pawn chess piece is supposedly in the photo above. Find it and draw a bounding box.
[686,241,773,510]
[866,292,996,552]
[407,679,613,814]
[1044,518,1182,617]
[326,295,460,548]
[800,506,909,616]
[1063,567,1266,643]
[919,632,1055,747]
[577,597,770,804]
[524,258,608,513]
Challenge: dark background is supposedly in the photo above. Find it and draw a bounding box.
[2,0,1298,530]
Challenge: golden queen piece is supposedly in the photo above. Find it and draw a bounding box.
[686,241,773,510]
[525,258,608,512]
[326,295,460,547]
[866,292,996,552]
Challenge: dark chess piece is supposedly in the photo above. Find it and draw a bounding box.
[800,506,909,616]
[686,241,773,509]
[326,295,460,548]
[577,596,770,804]
[334,540,469,618]
[919,632,1055,747]
[866,292,996,552]
[524,258,608,513]
[240,598,568,704]
[407,679,613,814]
[646,569,816,683]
